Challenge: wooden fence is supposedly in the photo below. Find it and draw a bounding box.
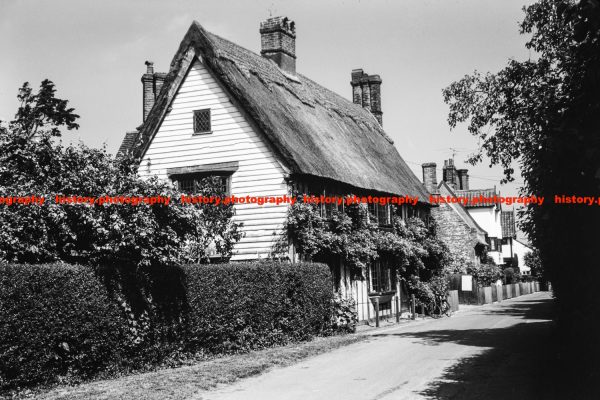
[350,277,541,323]
[450,276,541,306]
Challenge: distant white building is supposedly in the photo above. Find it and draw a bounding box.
[458,188,504,265]
[500,210,534,274]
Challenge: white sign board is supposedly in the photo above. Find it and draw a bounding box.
[461,275,473,291]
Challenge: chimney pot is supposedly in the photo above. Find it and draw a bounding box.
[260,16,296,74]
[422,162,438,194]
[457,169,469,190]
[442,159,459,188]
[141,62,165,122]
[350,69,383,125]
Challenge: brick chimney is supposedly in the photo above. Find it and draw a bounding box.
[260,16,296,74]
[350,69,383,125]
[442,159,459,188]
[141,61,166,122]
[422,163,438,194]
[457,169,469,190]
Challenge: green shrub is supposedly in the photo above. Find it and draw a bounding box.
[406,276,435,307]
[0,261,336,393]
[503,267,521,284]
[181,262,335,353]
[466,262,503,286]
[332,293,358,332]
[0,263,128,392]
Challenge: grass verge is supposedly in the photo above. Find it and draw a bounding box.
[29,334,365,400]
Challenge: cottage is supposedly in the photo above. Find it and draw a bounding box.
[422,159,506,265]
[422,163,487,266]
[117,17,430,320]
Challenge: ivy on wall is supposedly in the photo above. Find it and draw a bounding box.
[284,201,451,290]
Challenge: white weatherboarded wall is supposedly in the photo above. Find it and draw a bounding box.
[139,58,290,260]
[468,206,503,264]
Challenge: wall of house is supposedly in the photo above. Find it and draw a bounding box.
[139,58,290,260]
[468,207,502,238]
[502,238,513,259]
[467,206,503,264]
[513,240,533,274]
[431,203,480,264]
[349,275,403,322]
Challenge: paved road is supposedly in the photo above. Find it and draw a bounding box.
[199,292,556,400]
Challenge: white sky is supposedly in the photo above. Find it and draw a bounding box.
[0,0,533,207]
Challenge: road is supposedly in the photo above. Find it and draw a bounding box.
[199,292,556,400]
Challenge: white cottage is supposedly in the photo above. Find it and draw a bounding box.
[118,17,430,321]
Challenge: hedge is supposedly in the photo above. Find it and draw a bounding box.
[0,261,337,393]
[0,263,128,391]
[182,262,335,352]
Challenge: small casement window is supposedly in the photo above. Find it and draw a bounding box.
[369,260,393,293]
[193,109,211,134]
[322,190,344,218]
[176,175,230,196]
[377,204,391,226]
[368,203,392,227]
[488,237,498,251]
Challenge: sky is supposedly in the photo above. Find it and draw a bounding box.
[0,0,534,215]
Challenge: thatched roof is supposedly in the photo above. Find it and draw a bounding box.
[121,21,429,200]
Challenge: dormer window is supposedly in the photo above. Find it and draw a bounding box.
[193,109,211,134]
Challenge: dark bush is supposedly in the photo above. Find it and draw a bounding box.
[1,261,336,393]
[0,263,128,392]
[181,262,335,353]
[332,293,358,332]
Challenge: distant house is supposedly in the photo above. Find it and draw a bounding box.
[501,210,534,275]
[117,17,430,320]
[501,210,517,267]
[422,159,504,265]
[422,163,487,265]
[511,239,534,275]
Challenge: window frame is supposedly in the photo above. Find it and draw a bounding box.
[368,203,392,228]
[193,108,212,135]
[175,174,231,196]
[369,259,394,293]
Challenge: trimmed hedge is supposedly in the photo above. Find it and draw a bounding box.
[182,262,334,352]
[0,263,128,391]
[0,261,336,393]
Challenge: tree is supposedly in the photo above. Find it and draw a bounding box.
[11,80,79,139]
[524,248,543,280]
[443,0,600,385]
[0,81,241,267]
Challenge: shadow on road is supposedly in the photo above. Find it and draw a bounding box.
[371,295,597,399]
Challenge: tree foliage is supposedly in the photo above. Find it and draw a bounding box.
[11,80,79,139]
[443,0,600,383]
[524,248,543,280]
[0,81,241,267]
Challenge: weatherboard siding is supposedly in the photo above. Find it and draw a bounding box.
[139,58,289,260]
